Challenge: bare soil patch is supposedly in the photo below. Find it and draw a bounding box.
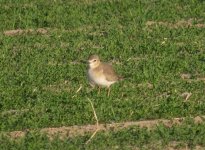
[1,109,30,116]
[146,18,205,28]
[180,73,205,83]
[3,28,48,36]
[3,115,205,140]
[137,141,204,150]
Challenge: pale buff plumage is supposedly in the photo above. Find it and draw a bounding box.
[87,55,122,96]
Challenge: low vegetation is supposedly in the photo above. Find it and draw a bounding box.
[0,0,205,149]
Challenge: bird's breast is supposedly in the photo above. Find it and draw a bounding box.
[88,68,103,80]
[88,69,115,87]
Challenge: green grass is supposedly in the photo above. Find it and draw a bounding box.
[0,0,205,149]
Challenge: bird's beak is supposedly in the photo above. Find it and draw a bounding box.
[88,60,92,63]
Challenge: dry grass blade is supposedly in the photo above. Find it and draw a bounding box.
[72,85,83,98]
[85,98,99,145]
[76,85,82,93]
[181,92,192,101]
[185,93,192,101]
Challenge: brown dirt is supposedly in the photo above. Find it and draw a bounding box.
[166,141,204,150]
[137,141,204,150]
[146,18,205,28]
[9,131,26,139]
[3,28,48,36]
[4,115,205,140]
[180,73,205,83]
[1,109,30,116]
[180,73,191,80]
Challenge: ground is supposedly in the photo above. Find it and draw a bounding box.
[0,0,205,149]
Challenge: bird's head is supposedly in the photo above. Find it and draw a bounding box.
[88,55,101,68]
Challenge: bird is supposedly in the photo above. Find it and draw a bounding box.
[87,54,122,96]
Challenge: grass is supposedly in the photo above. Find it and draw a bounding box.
[0,0,205,149]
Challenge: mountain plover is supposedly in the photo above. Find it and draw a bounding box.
[87,54,122,96]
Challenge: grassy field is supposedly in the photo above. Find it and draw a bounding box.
[0,0,205,149]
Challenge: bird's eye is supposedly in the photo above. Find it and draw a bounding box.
[93,59,96,62]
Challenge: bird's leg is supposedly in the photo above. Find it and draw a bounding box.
[98,86,101,95]
[107,87,111,97]
[89,82,95,89]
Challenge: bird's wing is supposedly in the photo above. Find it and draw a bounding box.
[101,63,119,82]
